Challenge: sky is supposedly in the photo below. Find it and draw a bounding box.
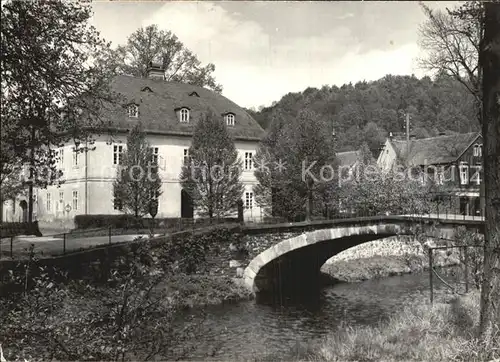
[91,1,459,109]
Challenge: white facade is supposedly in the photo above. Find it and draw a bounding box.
[6,133,262,224]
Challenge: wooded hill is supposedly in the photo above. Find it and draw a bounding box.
[246,73,479,154]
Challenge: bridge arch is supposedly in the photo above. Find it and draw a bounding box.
[242,216,484,294]
[243,224,411,294]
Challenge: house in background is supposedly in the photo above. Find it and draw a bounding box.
[337,150,361,171]
[377,132,484,216]
[2,64,265,226]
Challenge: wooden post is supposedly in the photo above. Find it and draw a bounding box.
[429,248,434,304]
[63,233,66,255]
[10,236,13,259]
[108,226,112,244]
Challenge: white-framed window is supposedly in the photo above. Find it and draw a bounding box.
[150,147,159,164]
[459,162,469,185]
[72,148,79,167]
[436,171,444,185]
[59,191,64,211]
[179,108,190,123]
[59,148,64,167]
[245,191,254,209]
[225,113,235,126]
[244,152,253,170]
[46,193,51,212]
[72,190,78,211]
[128,104,139,118]
[113,144,124,165]
[183,148,190,164]
[473,143,483,157]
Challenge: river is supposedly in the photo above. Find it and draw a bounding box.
[180,269,463,361]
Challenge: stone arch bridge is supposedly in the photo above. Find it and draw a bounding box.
[242,215,484,294]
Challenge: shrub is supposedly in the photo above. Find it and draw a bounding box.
[74,215,239,231]
[0,221,42,238]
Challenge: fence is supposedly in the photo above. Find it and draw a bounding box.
[0,193,486,260]
[0,218,241,259]
[428,244,483,303]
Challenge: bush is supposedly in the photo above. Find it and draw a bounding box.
[0,221,42,238]
[74,215,239,230]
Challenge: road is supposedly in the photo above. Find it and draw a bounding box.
[0,234,154,257]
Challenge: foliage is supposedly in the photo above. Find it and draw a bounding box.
[168,226,240,274]
[113,124,162,218]
[0,221,42,238]
[250,74,478,153]
[73,214,239,230]
[111,24,222,92]
[0,240,214,361]
[254,109,338,221]
[0,226,247,360]
[338,160,446,216]
[455,226,484,290]
[180,112,244,219]
[0,0,117,195]
[0,136,25,207]
[418,1,484,121]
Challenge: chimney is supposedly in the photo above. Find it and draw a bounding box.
[410,135,416,140]
[389,132,393,140]
[146,62,165,80]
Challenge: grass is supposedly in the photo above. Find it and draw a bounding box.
[279,291,500,362]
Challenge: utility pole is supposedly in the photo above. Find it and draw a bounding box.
[85,138,88,215]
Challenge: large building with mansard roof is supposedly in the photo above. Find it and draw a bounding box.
[2,65,265,225]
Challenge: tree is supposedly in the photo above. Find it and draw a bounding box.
[112,24,222,92]
[418,2,484,122]
[478,1,500,345]
[254,109,337,221]
[113,125,162,219]
[0,127,24,221]
[180,112,244,219]
[1,0,116,222]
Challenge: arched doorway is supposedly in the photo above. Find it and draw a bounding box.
[181,189,194,218]
[19,200,28,222]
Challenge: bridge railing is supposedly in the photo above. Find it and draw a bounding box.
[0,193,485,260]
[245,193,485,224]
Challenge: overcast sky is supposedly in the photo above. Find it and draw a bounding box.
[91,1,459,109]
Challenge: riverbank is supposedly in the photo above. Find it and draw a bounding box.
[160,274,253,309]
[303,291,499,361]
[322,236,461,283]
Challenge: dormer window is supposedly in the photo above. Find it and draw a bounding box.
[224,113,235,126]
[128,104,139,118]
[189,91,200,97]
[141,86,153,93]
[473,143,483,157]
[179,107,190,123]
